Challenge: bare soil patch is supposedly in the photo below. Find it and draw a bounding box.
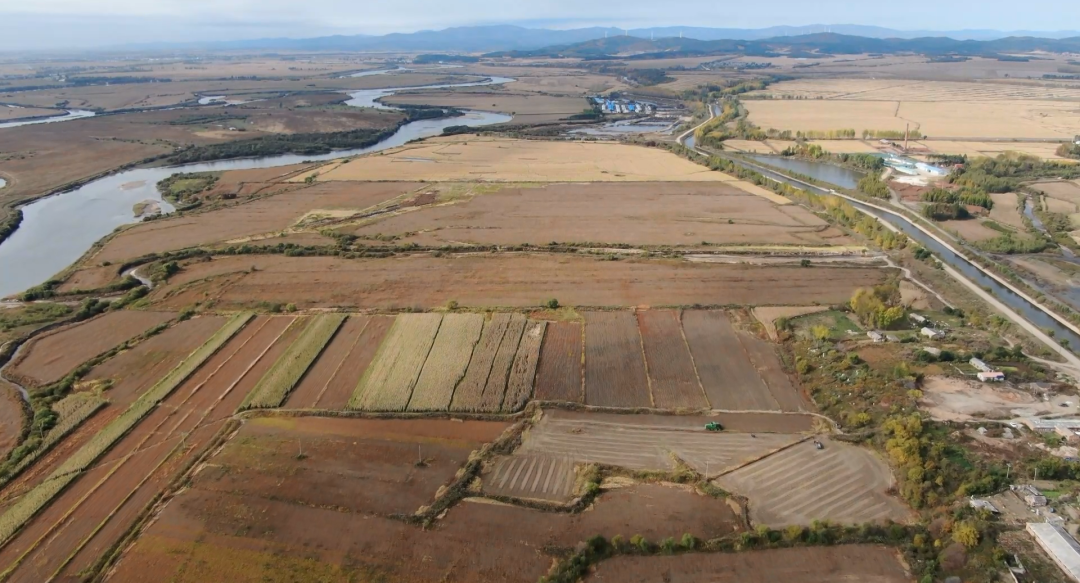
[638,310,707,409]
[584,311,651,408]
[7,311,175,388]
[586,545,911,582]
[534,321,583,403]
[149,254,891,311]
[752,306,829,341]
[919,375,1052,421]
[344,182,850,247]
[716,437,912,526]
[682,310,775,411]
[941,219,1002,242]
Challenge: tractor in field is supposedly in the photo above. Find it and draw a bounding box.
[814,440,824,450]
[704,422,723,432]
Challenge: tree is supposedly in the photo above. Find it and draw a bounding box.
[952,521,980,548]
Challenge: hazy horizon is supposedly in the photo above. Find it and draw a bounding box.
[2,1,1080,52]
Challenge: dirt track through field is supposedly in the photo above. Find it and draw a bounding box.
[0,316,301,583]
[716,438,911,527]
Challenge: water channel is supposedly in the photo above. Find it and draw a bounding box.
[727,153,1080,350]
[0,76,514,298]
[745,155,863,190]
[0,109,96,130]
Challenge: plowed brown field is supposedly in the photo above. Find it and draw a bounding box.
[149,254,891,310]
[741,334,806,411]
[8,311,175,387]
[682,311,777,411]
[637,310,707,409]
[284,315,370,409]
[305,315,394,410]
[586,545,911,582]
[534,321,583,403]
[583,312,651,408]
[0,315,301,583]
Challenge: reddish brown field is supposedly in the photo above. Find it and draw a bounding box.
[534,321,583,403]
[681,311,777,411]
[0,315,301,583]
[740,334,807,412]
[107,413,744,583]
[285,315,369,409]
[586,545,911,582]
[0,380,24,462]
[93,182,421,264]
[637,310,708,409]
[343,182,851,247]
[583,312,651,408]
[148,254,891,311]
[7,311,175,388]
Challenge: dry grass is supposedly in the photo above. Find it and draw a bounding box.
[450,313,514,412]
[914,140,1073,160]
[350,313,442,411]
[477,314,526,412]
[940,219,1004,242]
[752,306,830,341]
[300,137,731,183]
[239,314,346,409]
[406,313,484,412]
[988,193,1026,230]
[503,320,547,412]
[382,90,587,123]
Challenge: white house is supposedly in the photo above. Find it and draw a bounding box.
[978,371,1005,382]
[921,327,945,340]
[970,358,992,372]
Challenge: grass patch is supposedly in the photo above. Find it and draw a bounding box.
[239,314,345,410]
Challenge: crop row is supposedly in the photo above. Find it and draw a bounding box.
[503,320,547,412]
[0,313,253,547]
[239,314,346,410]
[407,314,484,411]
[349,313,442,411]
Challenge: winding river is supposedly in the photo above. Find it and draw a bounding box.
[0,76,514,298]
[0,109,96,130]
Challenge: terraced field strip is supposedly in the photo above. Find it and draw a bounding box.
[351,313,442,411]
[0,313,252,552]
[240,314,346,409]
[583,312,651,408]
[0,313,268,581]
[284,316,370,408]
[681,311,778,411]
[740,334,806,412]
[46,316,303,583]
[637,310,708,410]
[518,413,801,473]
[485,454,575,501]
[715,438,911,527]
[476,314,527,413]
[534,321,583,403]
[315,316,394,409]
[502,320,547,412]
[450,314,512,412]
[407,313,484,411]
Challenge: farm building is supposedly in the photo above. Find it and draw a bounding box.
[970,358,992,372]
[1027,522,1080,582]
[969,497,1000,513]
[1055,426,1080,444]
[867,331,885,343]
[922,346,942,356]
[921,327,945,340]
[1022,419,1080,433]
[978,371,1005,382]
[909,313,927,325]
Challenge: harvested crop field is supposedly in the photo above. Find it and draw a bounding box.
[350,313,442,411]
[637,310,707,409]
[150,254,891,311]
[941,219,1003,242]
[341,182,850,247]
[516,409,811,474]
[241,314,346,409]
[683,311,785,411]
[586,545,911,582]
[93,181,420,264]
[285,315,394,409]
[0,315,312,583]
[504,320,547,412]
[534,321,583,402]
[408,313,485,411]
[108,415,744,583]
[988,192,1026,230]
[583,311,651,408]
[716,437,911,526]
[303,137,730,183]
[7,310,175,387]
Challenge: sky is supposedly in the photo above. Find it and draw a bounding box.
[1,0,1079,50]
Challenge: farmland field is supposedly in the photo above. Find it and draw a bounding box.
[342,182,850,247]
[682,310,777,411]
[350,313,442,411]
[583,311,651,408]
[6,311,175,387]
[408,313,484,411]
[716,437,912,526]
[0,381,23,463]
[240,314,345,409]
[503,320,547,412]
[302,137,731,183]
[637,310,707,409]
[586,545,912,582]
[533,321,583,402]
[751,306,829,341]
[149,254,892,310]
[285,315,394,409]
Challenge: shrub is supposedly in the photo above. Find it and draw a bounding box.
[545,298,560,309]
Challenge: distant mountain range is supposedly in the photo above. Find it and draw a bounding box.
[487,32,1080,60]
[124,24,1080,53]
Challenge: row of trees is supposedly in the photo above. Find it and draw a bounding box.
[921,187,994,210]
